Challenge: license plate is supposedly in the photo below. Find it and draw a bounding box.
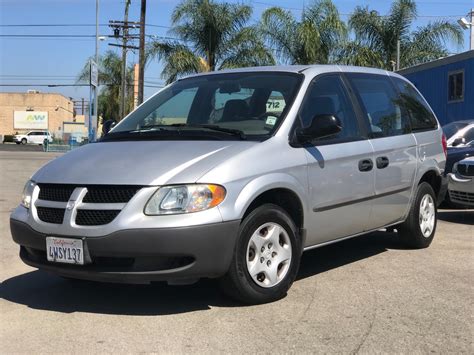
[46,237,84,265]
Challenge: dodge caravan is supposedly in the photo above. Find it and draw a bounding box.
[10,66,447,303]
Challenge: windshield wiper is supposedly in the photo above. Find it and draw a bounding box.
[193,124,246,140]
[136,123,246,140]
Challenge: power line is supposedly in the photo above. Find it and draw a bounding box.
[0,83,164,88]
[250,0,466,18]
[0,23,171,29]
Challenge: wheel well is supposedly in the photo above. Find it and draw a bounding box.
[242,188,304,229]
[419,170,441,196]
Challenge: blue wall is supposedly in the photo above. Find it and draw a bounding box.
[402,57,473,126]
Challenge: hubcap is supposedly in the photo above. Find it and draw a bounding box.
[246,222,292,288]
[419,194,435,238]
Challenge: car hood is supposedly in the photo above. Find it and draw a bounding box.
[32,140,257,185]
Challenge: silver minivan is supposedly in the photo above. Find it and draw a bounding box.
[11,65,447,303]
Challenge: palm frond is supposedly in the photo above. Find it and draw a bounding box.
[148,41,202,84]
[260,6,298,64]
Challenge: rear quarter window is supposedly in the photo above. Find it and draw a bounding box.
[391,77,438,132]
[346,73,411,138]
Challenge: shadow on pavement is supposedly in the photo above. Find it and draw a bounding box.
[0,143,43,152]
[0,231,404,315]
[437,209,474,225]
[297,231,401,281]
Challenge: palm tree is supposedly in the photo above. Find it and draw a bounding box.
[77,51,134,122]
[148,0,274,84]
[340,0,463,69]
[259,0,347,65]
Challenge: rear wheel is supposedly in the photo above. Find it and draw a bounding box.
[398,182,437,249]
[221,204,301,304]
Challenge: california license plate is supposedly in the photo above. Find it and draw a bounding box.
[46,237,84,265]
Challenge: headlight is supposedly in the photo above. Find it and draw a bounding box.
[21,180,36,209]
[144,184,226,215]
[452,162,458,174]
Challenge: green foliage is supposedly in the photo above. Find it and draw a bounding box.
[2,135,14,143]
[260,0,347,65]
[77,51,134,122]
[148,0,274,84]
[340,0,463,69]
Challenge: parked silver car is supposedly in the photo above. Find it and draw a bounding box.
[10,65,447,303]
[448,157,474,207]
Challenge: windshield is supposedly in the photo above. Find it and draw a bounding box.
[442,122,469,139]
[106,72,302,141]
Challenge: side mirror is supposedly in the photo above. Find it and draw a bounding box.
[102,119,116,136]
[452,137,465,147]
[296,114,342,142]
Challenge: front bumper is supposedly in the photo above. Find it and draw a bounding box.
[10,219,240,284]
[437,174,448,206]
[448,173,474,207]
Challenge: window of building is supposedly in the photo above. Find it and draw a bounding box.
[448,70,464,102]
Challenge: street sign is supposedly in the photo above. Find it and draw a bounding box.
[90,60,98,87]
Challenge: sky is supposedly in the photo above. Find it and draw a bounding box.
[1,0,473,108]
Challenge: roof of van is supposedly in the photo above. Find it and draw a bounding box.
[182,64,401,80]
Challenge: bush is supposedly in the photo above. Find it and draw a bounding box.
[2,135,14,143]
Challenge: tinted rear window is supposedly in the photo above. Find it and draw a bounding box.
[347,74,410,138]
[392,77,438,131]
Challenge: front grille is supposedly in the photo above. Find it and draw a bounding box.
[83,186,142,203]
[449,190,474,204]
[457,164,474,177]
[75,210,120,226]
[37,207,65,224]
[38,184,75,202]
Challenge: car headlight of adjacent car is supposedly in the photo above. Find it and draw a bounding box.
[21,180,36,209]
[144,184,226,215]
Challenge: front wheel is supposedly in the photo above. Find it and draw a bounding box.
[221,204,301,304]
[21,138,27,145]
[398,182,437,249]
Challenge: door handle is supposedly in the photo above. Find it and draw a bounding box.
[358,159,373,172]
[376,156,389,169]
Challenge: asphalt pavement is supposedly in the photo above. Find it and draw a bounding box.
[0,151,473,353]
[0,143,44,152]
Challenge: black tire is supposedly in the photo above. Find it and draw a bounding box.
[220,204,302,304]
[21,138,27,145]
[398,182,437,249]
[15,142,20,145]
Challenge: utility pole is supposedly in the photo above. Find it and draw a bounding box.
[138,0,146,105]
[133,63,139,109]
[458,9,474,51]
[396,40,400,71]
[88,0,99,143]
[470,8,474,51]
[120,0,131,119]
